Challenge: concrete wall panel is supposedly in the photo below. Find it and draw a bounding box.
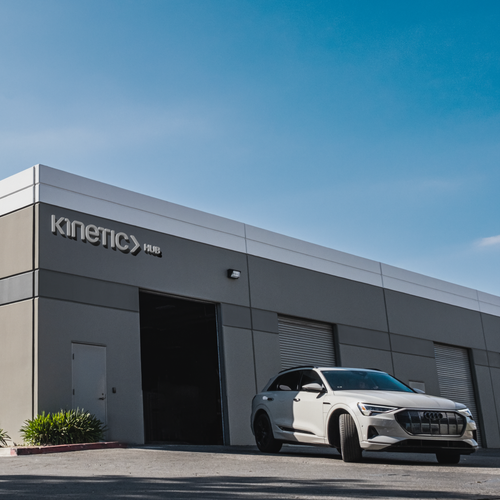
[0,187,34,217]
[253,330,281,392]
[248,256,388,332]
[488,351,500,369]
[338,344,394,374]
[36,298,144,443]
[0,300,33,443]
[0,167,34,200]
[0,272,33,305]
[221,326,256,445]
[472,349,489,367]
[385,290,485,348]
[390,334,435,358]
[392,352,441,397]
[337,325,391,351]
[481,313,500,353]
[220,304,251,329]
[38,270,139,312]
[474,365,500,448]
[251,309,278,334]
[0,206,33,279]
[490,367,500,447]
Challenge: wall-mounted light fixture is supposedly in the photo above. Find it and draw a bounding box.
[227,269,241,279]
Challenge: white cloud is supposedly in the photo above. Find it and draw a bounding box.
[477,235,500,247]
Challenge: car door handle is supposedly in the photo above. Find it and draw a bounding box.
[263,396,273,401]
[99,395,106,400]
[293,398,300,402]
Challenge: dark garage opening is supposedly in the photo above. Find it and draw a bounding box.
[139,291,224,445]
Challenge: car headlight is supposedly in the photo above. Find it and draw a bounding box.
[357,403,399,416]
[457,408,473,419]
[455,403,474,419]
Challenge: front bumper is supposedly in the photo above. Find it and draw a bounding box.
[356,409,478,454]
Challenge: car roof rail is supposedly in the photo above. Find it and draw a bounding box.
[278,365,317,373]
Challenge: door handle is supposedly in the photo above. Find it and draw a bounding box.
[293,398,300,402]
[99,395,106,400]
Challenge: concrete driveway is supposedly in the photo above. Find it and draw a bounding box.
[1,444,499,499]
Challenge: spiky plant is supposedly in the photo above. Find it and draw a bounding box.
[0,427,10,447]
[20,409,106,446]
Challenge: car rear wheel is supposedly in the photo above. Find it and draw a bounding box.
[436,451,461,464]
[339,413,362,462]
[254,413,282,453]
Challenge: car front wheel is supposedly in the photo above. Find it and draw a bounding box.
[436,451,461,464]
[254,413,282,453]
[339,413,362,462]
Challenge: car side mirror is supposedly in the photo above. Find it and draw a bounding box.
[302,382,325,393]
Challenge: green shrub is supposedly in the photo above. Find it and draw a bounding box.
[20,409,106,446]
[0,427,10,447]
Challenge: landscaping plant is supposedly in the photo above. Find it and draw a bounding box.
[0,427,10,447]
[20,409,106,446]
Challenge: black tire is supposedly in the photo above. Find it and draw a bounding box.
[254,413,282,453]
[339,413,362,463]
[436,451,461,464]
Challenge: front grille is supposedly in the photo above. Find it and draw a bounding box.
[395,410,466,436]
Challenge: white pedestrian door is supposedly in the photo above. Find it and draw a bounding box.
[72,343,107,425]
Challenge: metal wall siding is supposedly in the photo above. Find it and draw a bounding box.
[434,343,481,445]
[278,316,335,370]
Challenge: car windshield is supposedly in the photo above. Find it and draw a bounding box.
[321,370,414,392]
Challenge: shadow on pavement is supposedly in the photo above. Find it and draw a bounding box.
[1,474,499,499]
[135,444,500,468]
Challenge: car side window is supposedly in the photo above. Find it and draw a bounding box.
[268,371,301,391]
[299,370,323,390]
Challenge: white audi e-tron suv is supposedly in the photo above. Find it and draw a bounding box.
[251,366,478,464]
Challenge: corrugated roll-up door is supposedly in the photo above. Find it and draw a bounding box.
[434,343,481,446]
[278,316,335,370]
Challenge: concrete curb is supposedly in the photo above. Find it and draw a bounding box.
[0,441,127,457]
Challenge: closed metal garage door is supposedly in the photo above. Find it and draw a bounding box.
[278,316,336,370]
[434,343,481,446]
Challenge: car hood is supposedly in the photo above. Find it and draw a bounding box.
[332,390,458,410]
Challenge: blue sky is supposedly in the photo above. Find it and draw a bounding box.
[1,1,499,295]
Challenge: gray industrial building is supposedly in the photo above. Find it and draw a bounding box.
[1,164,499,447]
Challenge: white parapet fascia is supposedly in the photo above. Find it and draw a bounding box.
[1,164,499,318]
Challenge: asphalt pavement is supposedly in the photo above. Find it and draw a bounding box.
[1,444,499,499]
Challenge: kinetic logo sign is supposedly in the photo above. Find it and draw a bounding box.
[51,215,162,256]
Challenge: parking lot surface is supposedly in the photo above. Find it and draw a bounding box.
[1,444,500,499]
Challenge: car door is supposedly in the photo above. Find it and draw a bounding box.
[289,370,327,444]
[268,370,301,437]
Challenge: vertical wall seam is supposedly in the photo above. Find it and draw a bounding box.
[31,169,36,419]
[380,262,395,375]
[215,304,229,446]
[244,225,258,394]
[479,311,500,445]
[243,223,249,254]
